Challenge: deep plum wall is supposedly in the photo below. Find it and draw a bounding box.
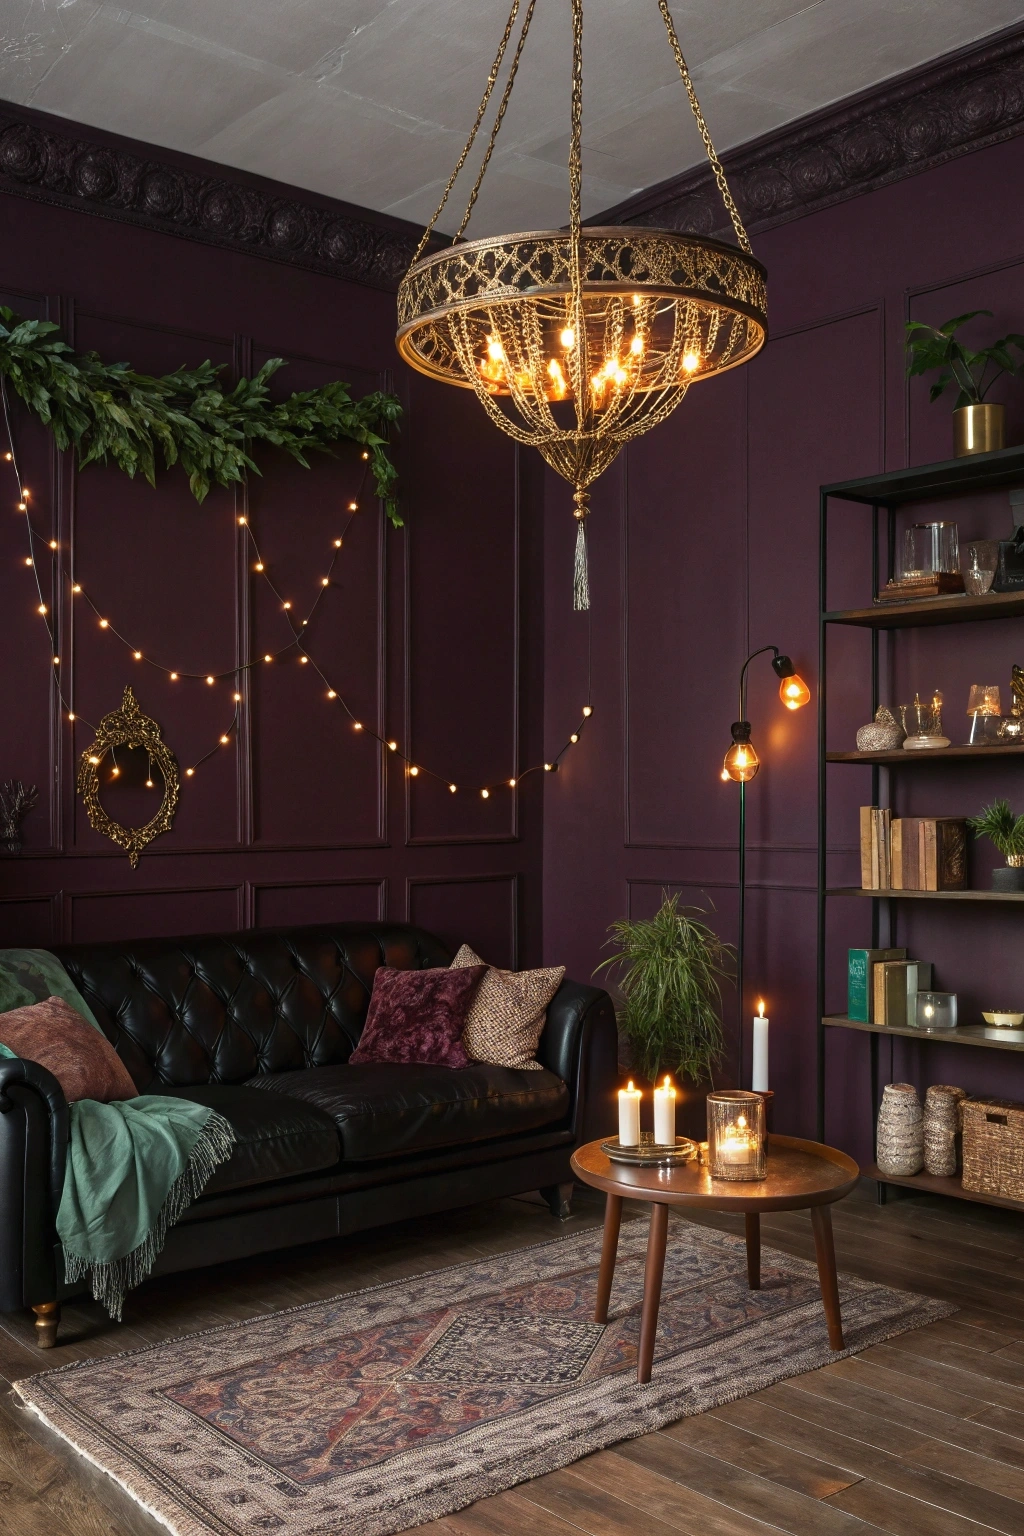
[0,178,546,969]
[542,131,1024,1157]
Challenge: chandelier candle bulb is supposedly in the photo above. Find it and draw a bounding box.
[653,1076,677,1145]
[618,1081,642,1148]
[752,1001,769,1093]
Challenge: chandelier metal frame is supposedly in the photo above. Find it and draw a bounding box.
[396,0,767,608]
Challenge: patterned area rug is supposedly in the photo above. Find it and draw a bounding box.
[16,1218,953,1536]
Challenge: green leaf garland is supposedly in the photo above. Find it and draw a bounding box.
[0,309,403,525]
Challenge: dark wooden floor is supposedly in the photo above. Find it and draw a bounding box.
[1,1180,1023,1536]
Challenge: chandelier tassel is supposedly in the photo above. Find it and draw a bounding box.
[573,489,590,612]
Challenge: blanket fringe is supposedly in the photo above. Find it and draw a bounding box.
[63,1111,235,1321]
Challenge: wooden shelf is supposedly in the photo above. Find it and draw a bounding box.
[829,886,1024,902]
[827,744,1024,764]
[824,591,1024,629]
[822,445,1024,507]
[823,1014,1024,1052]
[865,1163,1024,1214]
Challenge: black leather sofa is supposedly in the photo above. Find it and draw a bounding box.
[0,921,617,1347]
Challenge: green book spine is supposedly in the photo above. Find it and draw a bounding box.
[848,950,871,1022]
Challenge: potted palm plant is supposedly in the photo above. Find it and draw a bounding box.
[905,310,1024,458]
[968,799,1024,891]
[594,893,732,1096]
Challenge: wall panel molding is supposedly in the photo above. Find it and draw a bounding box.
[65,883,244,942]
[0,101,426,292]
[601,22,1024,240]
[407,873,519,967]
[248,877,387,929]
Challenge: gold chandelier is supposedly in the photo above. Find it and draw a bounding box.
[396,0,767,608]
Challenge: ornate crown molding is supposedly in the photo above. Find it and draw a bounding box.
[0,101,425,292]
[599,22,1024,239]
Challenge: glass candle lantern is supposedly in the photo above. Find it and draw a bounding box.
[967,684,1003,744]
[914,991,958,1030]
[706,1090,766,1181]
[898,522,960,581]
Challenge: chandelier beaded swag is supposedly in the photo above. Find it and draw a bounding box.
[396,0,767,608]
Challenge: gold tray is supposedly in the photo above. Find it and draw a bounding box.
[601,1132,698,1166]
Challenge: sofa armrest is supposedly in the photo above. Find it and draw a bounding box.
[0,1057,69,1311]
[537,980,618,1145]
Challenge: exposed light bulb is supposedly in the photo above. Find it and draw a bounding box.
[52,655,59,664]
[99,618,108,628]
[630,333,644,355]
[255,562,264,572]
[354,721,363,730]
[3,452,10,460]
[348,501,358,512]
[68,711,75,720]
[134,651,142,660]
[449,783,457,793]
[327,690,336,699]
[17,502,26,512]
[779,672,811,710]
[283,601,292,609]
[233,692,242,701]
[170,672,178,680]
[409,765,419,776]
[186,767,195,776]
[24,557,31,566]
[321,577,329,586]
[560,326,575,348]
[361,451,370,459]
[722,739,760,783]
[299,655,308,664]
[37,603,46,614]
[110,766,120,777]
[334,538,342,547]
[508,778,516,787]
[682,351,700,373]
[388,740,397,751]
[582,705,593,716]
[544,762,554,771]
[49,539,57,550]
[238,516,247,526]
[72,583,81,593]
[145,778,154,788]
[486,335,504,362]
[220,734,229,744]
[481,788,490,798]
[264,654,272,662]
[570,733,578,743]
[88,755,99,765]
[206,675,214,685]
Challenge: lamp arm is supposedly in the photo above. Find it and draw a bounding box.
[736,645,781,722]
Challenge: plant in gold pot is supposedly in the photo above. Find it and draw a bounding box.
[594,893,732,1089]
[905,310,1024,458]
[968,798,1024,892]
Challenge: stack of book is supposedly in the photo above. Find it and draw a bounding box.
[860,807,967,891]
[847,947,934,1026]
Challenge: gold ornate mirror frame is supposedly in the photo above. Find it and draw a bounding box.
[77,686,180,867]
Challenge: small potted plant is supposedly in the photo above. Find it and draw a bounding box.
[594,893,732,1100]
[968,798,1024,891]
[905,310,1024,458]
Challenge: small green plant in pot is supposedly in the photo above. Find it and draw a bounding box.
[905,310,1024,458]
[968,799,1024,891]
[594,892,732,1087]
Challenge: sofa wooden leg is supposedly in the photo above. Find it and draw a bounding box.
[540,1182,574,1220]
[32,1302,60,1348]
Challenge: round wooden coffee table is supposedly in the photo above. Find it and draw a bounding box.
[571,1133,859,1383]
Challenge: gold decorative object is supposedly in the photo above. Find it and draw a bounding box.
[77,687,179,867]
[395,0,767,609]
[953,402,1005,457]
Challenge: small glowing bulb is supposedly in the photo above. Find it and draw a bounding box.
[630,333,644,355]
[238,516,247,526]
[88,755,99,765]
[233,692,242,702]
[544,762,554,772]
[321,577,329,586]
[3,452,10,460]
[327,689,336,699]
[134,651,142,660]
[23,557,31,566]
[721,768,730,781]
[582,705,593,716]
[560,326,575,348]
[348,501,358,512]
[186,767,194,777]
[264,653,272,662]
[509,778,516,787]
[334,538,342,547]
[449,783,457,794]
[21,488,28,498]
[632,295,642,307]
[145,778,154,788]
[99,618,108,628]
[354,721,363,730]
[388,740,397,751]
[283,600,291,609]
[53,655,59,664]
[206,675,215,685]
[361,451,370,460]
[68,711,75,720]
[37,603,46,614]
[301,619,308,626]
[299,655,308,664]
[72,583,81,593]
[220,734,229,744]
[255,562,264,572]
[110,766,120,777]
[170,672,178,680]
[486,336,504,362]
[17,501,26,511]
[570,733,578,743]
[409,765,419,776]
[49,539,57,550]
[481,788,490,799]
[779,672,811,710]
[682,351,700,373]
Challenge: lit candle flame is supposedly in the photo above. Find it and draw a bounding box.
[757,999,765,1018]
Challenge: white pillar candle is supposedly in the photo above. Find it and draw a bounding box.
[653,1075,677,1145]
[618,1080,642,1146]
[752,1000,769,1093]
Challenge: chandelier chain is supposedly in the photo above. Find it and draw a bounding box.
[411,0,525,263]
[453,0,539,244]
[656,0,752,254]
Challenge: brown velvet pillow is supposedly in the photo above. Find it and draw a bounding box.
[0,996,138,1103]
[349,965,487,1068]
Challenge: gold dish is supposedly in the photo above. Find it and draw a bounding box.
[600,1132,698,1166]
[982,1010,1024,1027]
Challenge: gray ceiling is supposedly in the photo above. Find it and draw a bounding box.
[3,1,1023,235]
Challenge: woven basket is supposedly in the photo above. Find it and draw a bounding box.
[962,1097,1024,1200]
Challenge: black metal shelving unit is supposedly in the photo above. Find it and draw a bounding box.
[816,444,1024,1210]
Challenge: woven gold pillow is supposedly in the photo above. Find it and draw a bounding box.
[450,944,565,1070]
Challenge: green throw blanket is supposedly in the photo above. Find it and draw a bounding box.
[0,949,234,1320]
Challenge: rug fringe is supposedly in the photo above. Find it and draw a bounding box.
[63,1111,235,1321]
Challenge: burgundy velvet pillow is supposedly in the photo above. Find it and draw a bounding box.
[349,965,487,1068]
[0,996,138,1102]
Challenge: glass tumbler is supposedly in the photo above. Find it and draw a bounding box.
[899,522,960,581]
[965,540,998,596]
[706,1090,767,1181]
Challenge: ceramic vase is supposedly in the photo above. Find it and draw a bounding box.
[923,1084,966,1177]
[876,1082,924,1176]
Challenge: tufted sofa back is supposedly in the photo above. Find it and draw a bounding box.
[53,922,451,1093]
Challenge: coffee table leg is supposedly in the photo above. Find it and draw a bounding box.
[595,1193,622,1324]
[811,1204,844,1350]
[745,1212,760,1289]
[637,1201,669,1384]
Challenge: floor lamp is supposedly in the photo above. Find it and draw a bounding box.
[721,645,810,1086]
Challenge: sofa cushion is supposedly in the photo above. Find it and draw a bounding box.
[245,1062,570,1161]
[0,996,139,1103]
[163,1084,340,1196]
[349,965,486,1069]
